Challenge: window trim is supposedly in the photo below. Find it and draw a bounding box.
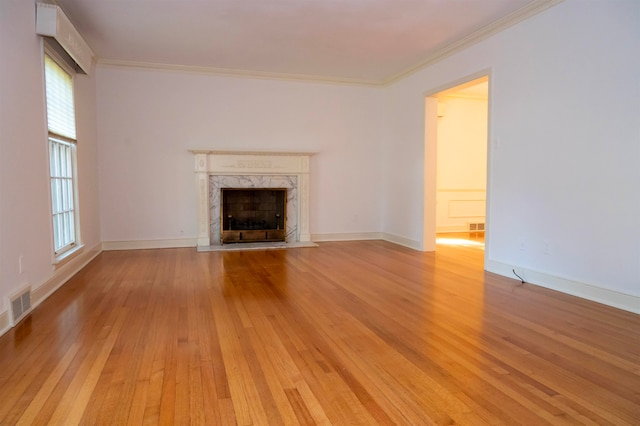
[44,46,82,261]
[49,137,77,256]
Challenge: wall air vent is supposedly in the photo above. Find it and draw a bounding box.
[8,284,32,327]
[467,222,485,232]
[36,3,94,75]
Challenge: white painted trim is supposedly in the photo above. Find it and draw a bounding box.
[382,233,424,251]
[97,60,382,87]
[0,242,103,338]
[36,3,94,74]
[190,149,317,157]
[31,243,103,310]
[0,309,9,338]
[194,151,314,248]
[423,96,439,252]
[385,0,564,84]
[311,232,383,242]
[486,259,640,314]
[102,238,197,251]
[311,232,423,251]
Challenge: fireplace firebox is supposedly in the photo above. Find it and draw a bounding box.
[221,188,287,244]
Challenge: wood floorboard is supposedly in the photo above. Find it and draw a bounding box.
[0,239,638,425]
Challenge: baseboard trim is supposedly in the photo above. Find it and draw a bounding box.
[311,232,383,242]
[0,242,103,339]
[102,238,197,251]
[311,232,423,251]
[31,243,103,310]
[0,309,9,339]
[486,259,640,314]
[381,233,423,251]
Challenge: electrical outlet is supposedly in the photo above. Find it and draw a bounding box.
[543,240,550,255]
[19,255,24,274]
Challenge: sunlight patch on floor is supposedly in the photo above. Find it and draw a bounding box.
[436,237,485,249]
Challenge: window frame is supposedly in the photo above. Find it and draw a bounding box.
[44,47,82,260]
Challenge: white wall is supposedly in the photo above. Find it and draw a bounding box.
[96,67,387,244]
[0,0,102,332]
[2,0,637,324]
[383,0,640,306]
[436,96,488,232]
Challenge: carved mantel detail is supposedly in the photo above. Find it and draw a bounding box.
[190,150,315,248]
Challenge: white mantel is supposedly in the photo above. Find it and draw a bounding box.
[191,150,315,248]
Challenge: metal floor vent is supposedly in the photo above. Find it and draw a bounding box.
[9,284,32,326]
[468,222,485,232]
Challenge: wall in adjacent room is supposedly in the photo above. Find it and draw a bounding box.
[382,0,640,308]
[436,96,488,232]
[96,67,387,245]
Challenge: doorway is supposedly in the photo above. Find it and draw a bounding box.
[424,76,489,256]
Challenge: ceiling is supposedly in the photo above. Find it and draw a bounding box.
[54,0,555,85]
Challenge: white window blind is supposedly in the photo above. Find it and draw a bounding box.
[45,53,78,255]
[44,55,76,140]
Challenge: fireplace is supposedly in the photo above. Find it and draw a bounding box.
[191,150,315,249]
[221,188,287,243]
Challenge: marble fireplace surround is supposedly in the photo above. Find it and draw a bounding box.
[191,150,314,248]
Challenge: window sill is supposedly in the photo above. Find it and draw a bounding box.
[53,244,85,269]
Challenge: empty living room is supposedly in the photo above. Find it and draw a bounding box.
[1,0,638,424]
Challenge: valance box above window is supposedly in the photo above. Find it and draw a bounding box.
[36,3,94,75]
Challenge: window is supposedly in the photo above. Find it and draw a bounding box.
[44,54,79,256]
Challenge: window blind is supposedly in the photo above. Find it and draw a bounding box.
[44,55,76,140]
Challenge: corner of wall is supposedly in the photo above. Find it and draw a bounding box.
[0,310,10,338]
[485,259,640,314]
[382,233,423,251]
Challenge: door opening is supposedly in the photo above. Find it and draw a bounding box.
[424,75,489,256]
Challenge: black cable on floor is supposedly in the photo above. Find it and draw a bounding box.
[512,269,525,284]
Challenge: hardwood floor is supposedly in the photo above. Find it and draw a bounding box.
[0,239,638,425]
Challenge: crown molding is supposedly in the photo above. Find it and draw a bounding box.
[96,0,563,87]
[382,0,564,86]
[96,59,384,87]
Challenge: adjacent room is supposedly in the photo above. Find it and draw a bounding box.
[1,0,638,423]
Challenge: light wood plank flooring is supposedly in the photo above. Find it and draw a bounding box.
[0,239,638,425]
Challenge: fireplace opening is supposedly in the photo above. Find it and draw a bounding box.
[221,188,287,244]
